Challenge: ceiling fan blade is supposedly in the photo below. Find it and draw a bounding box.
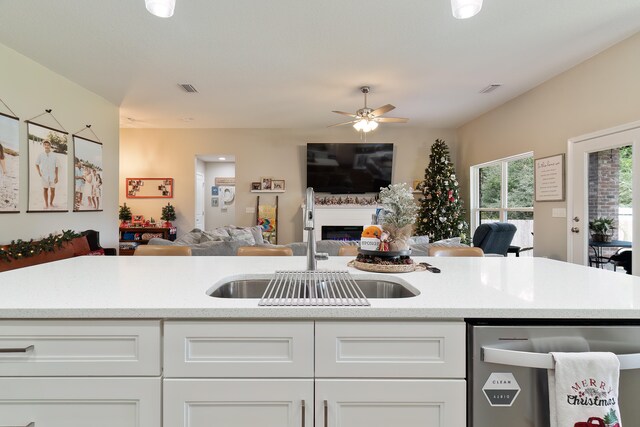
[332,110,357,117]
[327,120,357,128]
[370,104,395,116]
[375,117,408,123]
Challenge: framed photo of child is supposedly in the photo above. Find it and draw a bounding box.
[73,135,104,212]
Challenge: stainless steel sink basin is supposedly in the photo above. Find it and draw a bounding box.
[208,277,419,299]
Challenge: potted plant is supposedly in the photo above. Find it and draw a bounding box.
[161,203,176,227]
[378,183,419,251]
[119,203,132,227]
[589,216,615,242]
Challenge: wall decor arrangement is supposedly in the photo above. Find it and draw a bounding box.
[73,133,103,212]
[0,109,20,213]
[27,115,69,212]
[126,177,173,198]
[252,177,286,192]
[535,153,565,202]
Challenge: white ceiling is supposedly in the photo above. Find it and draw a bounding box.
[1,1,639,130]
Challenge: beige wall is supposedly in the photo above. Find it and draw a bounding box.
[457,32,640,260]
[120,127,457,243]
[0,43,120,248]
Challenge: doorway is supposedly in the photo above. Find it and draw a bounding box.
[567,121,639,275]
[195,155,236,232]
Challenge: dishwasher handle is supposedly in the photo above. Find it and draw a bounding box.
[482,346,640,370]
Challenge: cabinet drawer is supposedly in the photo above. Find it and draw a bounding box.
[315,321,465,378]
[0,377,160,427]
[164,321,314,378]
[0,320,161,376]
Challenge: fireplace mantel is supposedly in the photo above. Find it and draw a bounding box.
[301,205,379,242]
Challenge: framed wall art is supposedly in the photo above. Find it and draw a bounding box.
[0,112,20,213]
[534,153,565,202]
[27,121,68,212]
[73,135,103,212]
[126,177,173,198]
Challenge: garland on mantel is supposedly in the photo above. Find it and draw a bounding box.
[0,230,80,263]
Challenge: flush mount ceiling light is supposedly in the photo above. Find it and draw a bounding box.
[451,0,483,19]
[145,0,176,18]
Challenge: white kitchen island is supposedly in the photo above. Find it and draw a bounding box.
[0,256,639,427]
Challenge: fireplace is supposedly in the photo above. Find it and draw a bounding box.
[321,225,363,241]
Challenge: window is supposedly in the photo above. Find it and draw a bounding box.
[471,153,534,254]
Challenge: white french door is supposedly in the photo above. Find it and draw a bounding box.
[567,121,640,275]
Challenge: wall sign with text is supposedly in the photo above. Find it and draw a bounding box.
[534,154,565,202]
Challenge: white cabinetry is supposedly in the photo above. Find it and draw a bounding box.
[0,320,161,427]
[164,320,466,427]
[164,379,313,427]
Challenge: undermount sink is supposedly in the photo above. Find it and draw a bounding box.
[207,276,419,299]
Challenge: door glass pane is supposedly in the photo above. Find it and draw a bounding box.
[587,145,632,272]
[507,157,534,208]
[479,165,501,208]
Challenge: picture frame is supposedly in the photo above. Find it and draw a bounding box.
[412,180,423,192]
[27,121,69,212]
[211,197,219,207]
[271,179,285,191]
[211,186,219,196]
[126,177,173,198]
[0,112,20,213]
[73,135,104,212]
[261,177,272,190]
[251,182,261,191]
[534,153,565,202]
[131,214,145,225]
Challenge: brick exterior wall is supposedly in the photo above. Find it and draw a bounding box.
[588,149,620,259]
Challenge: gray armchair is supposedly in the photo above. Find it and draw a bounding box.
[472,223,517,256]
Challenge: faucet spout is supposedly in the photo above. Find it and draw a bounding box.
[304,187,328,270]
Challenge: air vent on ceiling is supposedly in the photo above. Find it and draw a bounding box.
[479,84,502,94]
[178,83,198,93]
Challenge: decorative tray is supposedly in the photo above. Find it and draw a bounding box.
[348,260,425,273]
[357,248,411,257]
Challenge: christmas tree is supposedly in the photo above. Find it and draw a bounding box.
[415,139,469,242]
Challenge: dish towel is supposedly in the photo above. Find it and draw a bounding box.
[549,352,622,427]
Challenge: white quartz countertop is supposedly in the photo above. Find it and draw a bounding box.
[0,256,639,319]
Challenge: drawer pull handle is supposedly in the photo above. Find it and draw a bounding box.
[0,345,34,354]
[0,423,34,427]
[301,400,305,427]
[323,400,328,427]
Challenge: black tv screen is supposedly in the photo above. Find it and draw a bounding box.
[306,143,393,193]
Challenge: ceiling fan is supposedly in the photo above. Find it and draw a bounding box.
[329,86,408,132]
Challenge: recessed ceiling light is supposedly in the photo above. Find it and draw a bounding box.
[182,117,194,122]
[218,157,226,161]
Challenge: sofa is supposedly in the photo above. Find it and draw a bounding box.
[148,227,463,256]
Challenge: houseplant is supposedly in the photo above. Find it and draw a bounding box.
[378,183,418,251]
[119,203,132,227]
[588,216,615,242]
[161,203,177,227]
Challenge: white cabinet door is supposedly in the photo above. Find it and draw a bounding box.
[0,377,160,427]
[316,379,466,427]
[165,379,313,427]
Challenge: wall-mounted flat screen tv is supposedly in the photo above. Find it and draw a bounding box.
[306,143,393,193]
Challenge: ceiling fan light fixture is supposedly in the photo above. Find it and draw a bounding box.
[353,119,378,133]
[145,0,176,18]
[451,0,483,19]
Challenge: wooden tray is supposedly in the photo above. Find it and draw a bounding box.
[348,260,425,273]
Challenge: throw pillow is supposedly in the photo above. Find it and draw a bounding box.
[227,227,255,245]
[201,228,231,242]
[174,228,203,245]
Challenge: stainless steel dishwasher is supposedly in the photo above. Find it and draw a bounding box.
[468,320,640,427]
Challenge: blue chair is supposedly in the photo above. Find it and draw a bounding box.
[472,223,517,256]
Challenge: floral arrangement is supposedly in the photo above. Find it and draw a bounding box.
[379,183,418,229]
[0,230,80,263]
[378,183,418,251]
